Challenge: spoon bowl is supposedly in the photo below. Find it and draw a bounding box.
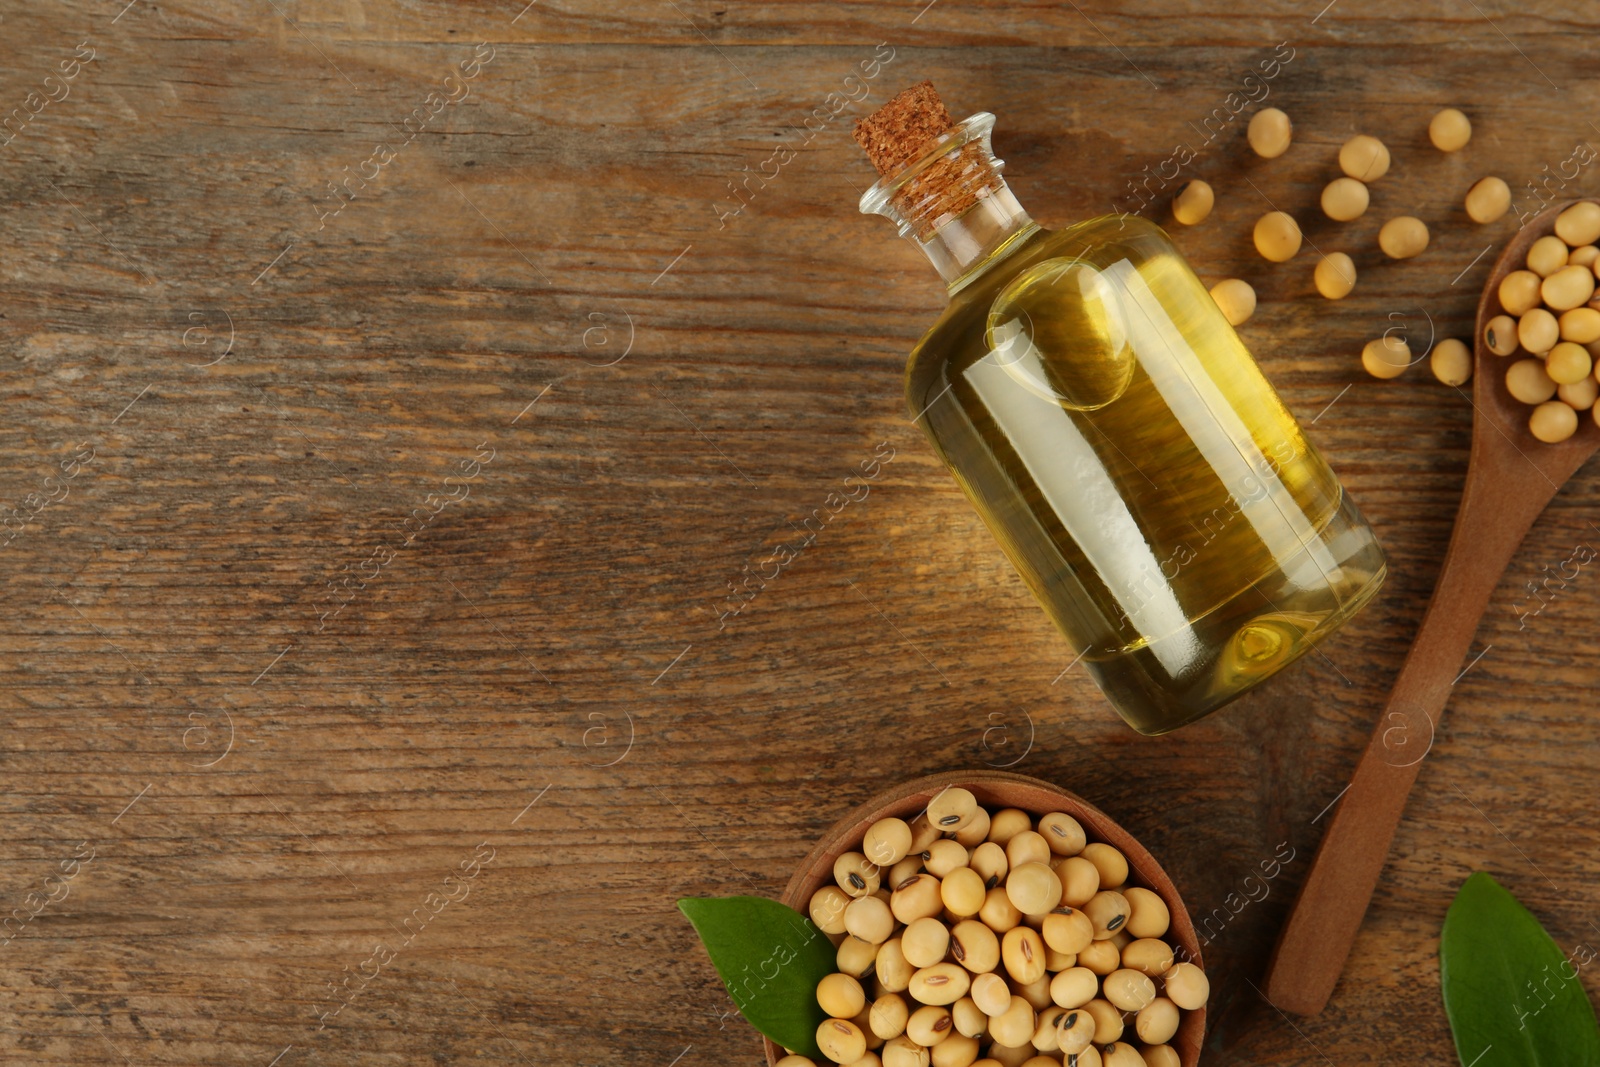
[1470,202,1600,477]
[1265,198,1600,1015]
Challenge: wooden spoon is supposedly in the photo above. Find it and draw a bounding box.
[1264,198,1600,1015]
[766,769,1207,1066]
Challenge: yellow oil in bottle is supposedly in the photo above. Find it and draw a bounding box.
[907,214,1386,733]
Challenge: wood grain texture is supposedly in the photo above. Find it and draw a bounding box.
[1,1,1598,1064]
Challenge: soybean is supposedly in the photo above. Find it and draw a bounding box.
[1079,844,1128,889]
[1547,342,1593,385]
[1210,278,1257,326]
[1083,891,1130,939]
[865,819,915,867]
[1161,962,1211,1011]
[1141,1048,1181,1067]
[978,886,1022,933]
[1485,314,1520,356]
[1321,177,1369,222]
[1339,134,1391,181]
[1378,216,1429,259]
[839,936,880,979]
[1362,335,1412,379]
[969,842,1008,888]
[1560,377,1599,411]
[1043,966,1097,1011]
[1519,308,1561,355]
[1543,264,1596,312]
[1429,108,1472,152]
[950,919,1001,974]
[909,963,971,1006]
[903,916,953,968]
[820,973,869,1019]
[1057,856,1100,907]
[1528,235,1569,277]
[836,852,882,898]
[908,814,943,855]
[892,874,944,924]
[1082,998,1124,1043]
[1005,831,1051,870]
[881,1036,931,1067]
[1120,937,1176,977]
[1506,359,1559,405]
[1430,338,1473,387]
[1465,177,1511,224]
[817,1018,868,1064]
[1248,107,1292,158]
[812,885,853,934]
[1012,982,1051,1019]
[951,996,986,1038]
[1556,201,1600,247]
[1531,400,1579,443]
[970,971,1012,1016]
[878,938,913,992]
[927,787,979,832]
[930,1034,978,1067]
[942,867,988,917]
[846,895,895,944]
[1002,926,1048,985]
[987,996,1036,1048]
[1171,180,1214,226]
[1100,1042,1145,1067]
[1029,1008,1068,1054]
[871,993,911,1040]
[906,1004,954,1047]
[1005,862,1063,916]
[1067,1048,1102,1067]
[925,839,970,879]
[1135,997,1180,1045]
[1314,252,1357,300]
[1076,938,1122,976]
[1042,909,1095,955]
[1102,968,1157,1012]
[954,807,991,848]
[1254,211,1302,262]
[1122,888,1170,939]
[1038,812,1086,856]
[985,809,1031,846]
[1053,1006,1096,1054]
[1499,270,1544,316]
[889,856,924,891]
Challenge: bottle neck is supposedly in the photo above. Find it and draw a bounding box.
[914,184,1037,291]
[859,112,1037,293]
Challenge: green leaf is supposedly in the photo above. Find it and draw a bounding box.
[1440,871,1600,1067]
[678,895,835,1058]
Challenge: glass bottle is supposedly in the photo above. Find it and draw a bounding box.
[855,85,1386,734]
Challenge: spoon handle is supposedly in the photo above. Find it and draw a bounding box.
[1263,456,1554,1015]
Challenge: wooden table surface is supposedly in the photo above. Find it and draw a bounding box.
[3,1,1598,1063]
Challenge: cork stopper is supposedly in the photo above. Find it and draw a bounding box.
[853,81,955,178]
[853,81,1003,241]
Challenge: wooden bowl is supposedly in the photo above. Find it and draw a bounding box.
[763,769,1205,1066]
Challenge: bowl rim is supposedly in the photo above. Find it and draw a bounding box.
[763,768,1206,1067]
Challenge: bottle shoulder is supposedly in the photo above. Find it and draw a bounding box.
[905,215,1182,409]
